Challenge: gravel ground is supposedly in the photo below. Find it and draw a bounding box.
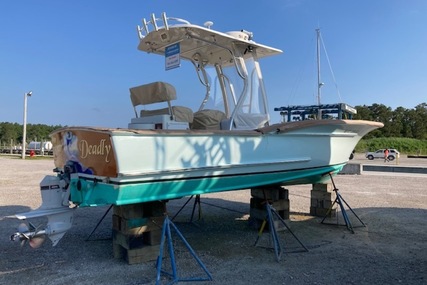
[0,156,426,285]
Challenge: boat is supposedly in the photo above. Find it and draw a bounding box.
[11,13,383,246]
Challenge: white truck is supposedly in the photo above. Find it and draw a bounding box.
[365,148,400,161]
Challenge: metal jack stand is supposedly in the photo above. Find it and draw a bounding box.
[86,204,113,241]
[156,216,212,284]
[254,203,308,262]
[171,195,202,224]
[321,173,366,233]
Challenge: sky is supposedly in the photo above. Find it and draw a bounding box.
[1,0,426,128]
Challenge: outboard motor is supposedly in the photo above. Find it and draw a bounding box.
[11,174,74,247]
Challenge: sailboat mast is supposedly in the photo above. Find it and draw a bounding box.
[316,28,323,120]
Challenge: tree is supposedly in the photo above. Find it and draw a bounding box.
[0,123,21,144]
[412,103,427,139]
[0,122,62,147]
[354,103,427,140]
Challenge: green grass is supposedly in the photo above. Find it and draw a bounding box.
[356,137,427,155]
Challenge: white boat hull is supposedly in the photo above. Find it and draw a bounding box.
[50,119,382,206]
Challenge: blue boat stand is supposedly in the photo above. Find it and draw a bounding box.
[156,216,212,284]
[254,200,309,262]
[321,173,366,233]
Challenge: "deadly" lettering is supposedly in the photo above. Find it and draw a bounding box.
[79,139,111,162]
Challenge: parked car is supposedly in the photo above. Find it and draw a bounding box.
[365,149,400,161]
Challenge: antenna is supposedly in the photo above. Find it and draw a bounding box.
[316,28,323,119]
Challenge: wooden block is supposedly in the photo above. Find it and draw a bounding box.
[146,201,167,217]
[113,205,122,217]
[279,188,289,200]
[277,209,290,220]
[125,245,161,264]
[143,229,163,245]
[250,207,267,221]
[120,216,165,235]
[250,198,289,212]
[251,186,287,201]
[112,214,121,231]
[113,201,166,220]
[250,197,266,210]
[113,243,124,259]
[114,204,145,219]
[113,230,145,250]
[113,243,161,264]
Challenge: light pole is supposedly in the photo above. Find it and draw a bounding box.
[21,91,32,159]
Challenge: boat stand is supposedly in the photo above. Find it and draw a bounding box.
[156,216,212,284]
[86,204,113,241]
[321,173,366,233]
[171,195,202,224]
[254,203,308,262]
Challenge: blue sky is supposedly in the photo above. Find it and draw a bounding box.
[1,1,426,128]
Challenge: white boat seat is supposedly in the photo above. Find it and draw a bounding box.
[130,81,193,123]
[192,109,227,130]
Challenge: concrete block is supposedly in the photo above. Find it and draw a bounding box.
[340,163,361,175]
[312,183,333,192]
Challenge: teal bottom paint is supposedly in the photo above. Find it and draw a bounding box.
[71,164,345,207]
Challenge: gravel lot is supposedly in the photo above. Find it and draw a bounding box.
[0,155,426,285]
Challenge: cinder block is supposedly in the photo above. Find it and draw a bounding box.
[311,190,333,201]
[312,183,333,192]
[271,199,290,211]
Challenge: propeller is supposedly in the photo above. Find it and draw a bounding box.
[13,222,47,248]
[29,236,47,248]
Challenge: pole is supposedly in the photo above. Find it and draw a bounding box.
[316,28,323,120]
[21,91,32,159]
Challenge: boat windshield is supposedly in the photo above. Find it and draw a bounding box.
[201,53,269,130]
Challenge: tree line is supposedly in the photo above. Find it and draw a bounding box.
[0,102,426,146]
[0,122,62,147]
[353,103,427,140]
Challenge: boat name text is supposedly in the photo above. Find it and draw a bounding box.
[79,139,111,162]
